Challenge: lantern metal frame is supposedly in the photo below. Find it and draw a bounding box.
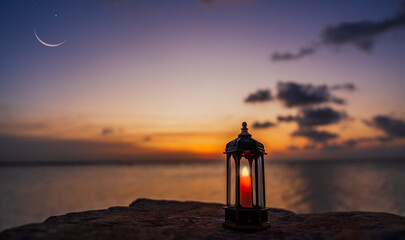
[222,122,270,230]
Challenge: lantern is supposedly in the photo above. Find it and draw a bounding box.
[222,122,270,230]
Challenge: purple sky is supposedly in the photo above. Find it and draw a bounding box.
[1,0,404,161]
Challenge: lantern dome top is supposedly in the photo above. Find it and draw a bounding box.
[225,122,266,153]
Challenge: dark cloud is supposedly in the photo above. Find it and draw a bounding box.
[344,139,359,148]
[303,144,316,150]
[252,121,276,129]
[245,81,354,107]
[199,0,251,9]
[321,6,405,52]
[292,128,339,143]
[376,136,394,142]
[0,122,47,130]
[297,107,347,127]
[317,138,405,159]
[330,83,356,91]
[271,47,316,62]
[271,5,405,61]
[319,144,405,159]
[343,137,376,148]
[364,115,405,138]
[277,115,297,122]
[102,127,114,136]
[143,136,152,142]
[278,107,347,127]
[277,82,344,107]
[320,143,343,152]
[244,89,273,103]
[343,135,396,149]
[287,145,299,151]
[0,134,224,162]
[0,134,135,161]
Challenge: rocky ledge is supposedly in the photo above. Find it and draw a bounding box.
[1,199,405,240]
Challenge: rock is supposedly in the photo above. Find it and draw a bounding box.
[1,199,405,240]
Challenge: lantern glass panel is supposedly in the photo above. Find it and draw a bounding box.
[227,154,236,207]
[251,157,257,207]
[257,154,265,208]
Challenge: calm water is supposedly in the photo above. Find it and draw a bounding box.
[1,160,405,231]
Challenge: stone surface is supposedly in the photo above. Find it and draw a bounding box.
[1,199,405,240]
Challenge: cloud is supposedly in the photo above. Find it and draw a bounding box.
[245,82,355,107]
[0,134,220,162]
[101,127,124,136]
[287,145,299,151]
[292,128,339,143]
[0,122,47,130]
[245,83,354,146]
[271,47,316,62]
[199,0,251,9]
[376,136,394,142]
[321,6,405,52]
[252,121,276,129]
[317,143,405,159]
[325,144,405,159]
[320,143,344,152]
[344,139,359,148]
[277,115,297,122]
[303,144,316,150]
[0,134,136,161]
[278,107,347,127]
[297,107,347,127]
[364,115,405,138]
[244,89,273,103]
[343,137,377,148]
[277,81,344,107]
[330,83,356,91]
[101,127,114,136]
[342,135,398,149]
[271,5,405,61]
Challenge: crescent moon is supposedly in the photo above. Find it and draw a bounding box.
[34,28,65,47]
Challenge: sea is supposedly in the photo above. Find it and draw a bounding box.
[1,160,404,231]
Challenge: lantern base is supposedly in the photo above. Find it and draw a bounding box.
[222,207,270,231]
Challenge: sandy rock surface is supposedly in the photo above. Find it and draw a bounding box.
[1,199,405,240]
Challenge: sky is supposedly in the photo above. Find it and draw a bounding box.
[0,0,405,161]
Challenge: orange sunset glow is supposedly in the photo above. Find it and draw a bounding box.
[1,0,404,162]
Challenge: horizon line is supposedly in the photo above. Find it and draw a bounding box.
[0,158,404,167]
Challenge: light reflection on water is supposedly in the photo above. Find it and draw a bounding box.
[0,161,404,230]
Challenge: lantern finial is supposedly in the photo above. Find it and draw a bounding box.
[238,122,251,137]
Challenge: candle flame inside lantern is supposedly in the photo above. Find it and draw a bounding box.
[242,166,249,176]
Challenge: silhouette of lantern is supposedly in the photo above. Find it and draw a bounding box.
[222,122,270,230]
